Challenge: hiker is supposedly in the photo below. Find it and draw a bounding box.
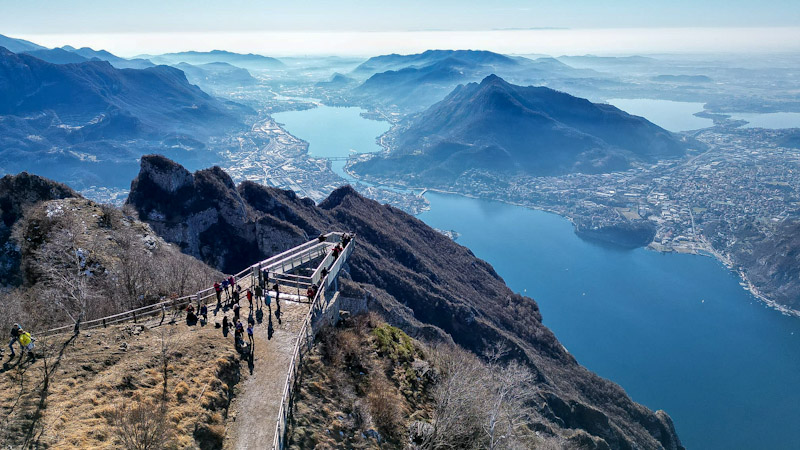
[332,244,342,260]
[272,283,280,306]
[222,316,230,336]
[318,234,327,242]
[17,329,35,360]
[200,304,208,322]
[222,278,230,299]
[306,283,318,301]
[342,233,352,247]
[228,276,235,292]
[8,323,21,357]
[246,289,253,310]
[261,269,269,289]
[246,323,254,347]
[186,305,197,325]
[254,284,263,309]
[214,282,222,306]
[232,286,240,306]
[234,326,243,352]
[233,303,240,322]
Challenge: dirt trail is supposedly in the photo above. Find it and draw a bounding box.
[223,296,310,450]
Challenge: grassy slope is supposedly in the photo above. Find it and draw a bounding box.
[1,321,245,448]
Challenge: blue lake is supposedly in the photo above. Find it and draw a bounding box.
[272,105,390,180]
[732,112,800,129]
[271,104,800,449]
[606,98,713,132]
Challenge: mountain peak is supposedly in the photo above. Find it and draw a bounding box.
[319,185,360,210]
[351,76,687,182]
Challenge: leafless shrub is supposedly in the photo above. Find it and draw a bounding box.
[367,374,404,438]
[108,400,173,450]
[426,345,539,450]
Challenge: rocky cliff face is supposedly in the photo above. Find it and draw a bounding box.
[127,155,683,449]
[0,172,77,284]
[126,155,306,273]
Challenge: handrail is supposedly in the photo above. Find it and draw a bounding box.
[37,231,350,337]
[34,231,355,450]
[271,235,354,450]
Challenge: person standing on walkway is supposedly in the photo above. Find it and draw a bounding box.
[254,284,263,309]
[246,323,254,348]
[232,285,240,307]
[246,288,253,311]
[214,282,222,307]
[233,303,240,322]
[222,278,230,300]
[222,316,230,336]
[8,323,21,357]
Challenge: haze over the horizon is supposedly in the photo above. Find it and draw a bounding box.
[3,0,800,56]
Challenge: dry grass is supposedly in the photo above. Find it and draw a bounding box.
[286,312,435,449]
[0,320,245,449]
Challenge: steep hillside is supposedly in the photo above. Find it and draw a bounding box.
[0,173,78,284]
[127,155,684,449]
[0,319,244,449]
[351,75,688,184]
[0,178,220,333]
[0,47,239,132]
[0,46,249,189]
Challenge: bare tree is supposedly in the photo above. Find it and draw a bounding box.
[484,362,537,450]
[426,345,539,450]
[31,214,99,332]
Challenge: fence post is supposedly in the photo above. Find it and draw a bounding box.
[132,311,137,323]
[102,318,106,328]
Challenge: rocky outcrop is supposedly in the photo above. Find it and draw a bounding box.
[126,155,306,273]
[0,172,78,284]
[127,156,684,449]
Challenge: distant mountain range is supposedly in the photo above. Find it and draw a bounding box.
[348,49,599,111]
[174,62,256,91]
[0,46,249,189]
[60,45,155,69]
[142,50,285,70]
[351,75,688,183]
[351,49,520,76]
[0,34,45,53]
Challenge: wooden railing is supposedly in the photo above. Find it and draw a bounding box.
[38,232,348,337]
[271,236,354,450]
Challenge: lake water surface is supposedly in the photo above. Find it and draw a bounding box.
[732,112,800,129]
[272,105,390,180]
[605,98,713,132]
[271,104,800,449]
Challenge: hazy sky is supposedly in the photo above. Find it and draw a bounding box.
[3,1,800,55]
[3,0,800,33]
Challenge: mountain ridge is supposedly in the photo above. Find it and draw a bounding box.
[124,154,684,449]
[351,74,688,183]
